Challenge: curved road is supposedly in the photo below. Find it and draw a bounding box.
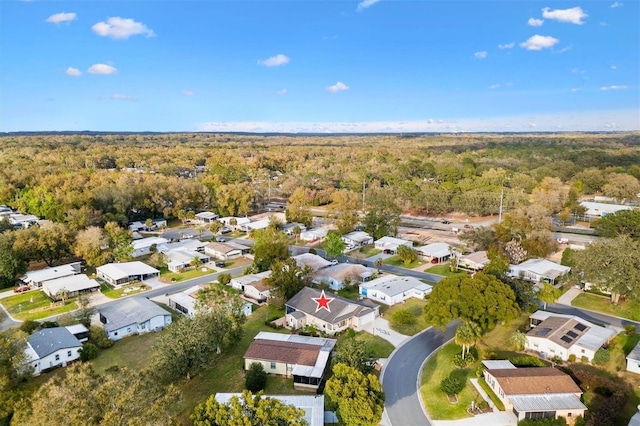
[381,322,457,426]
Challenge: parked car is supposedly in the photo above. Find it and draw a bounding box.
[13,286,30,293]
[464,224,473,229]
[215,261,226,268]
[430,258,439,264]
[442,220,451,224]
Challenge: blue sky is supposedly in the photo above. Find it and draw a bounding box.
[1,0,638,132]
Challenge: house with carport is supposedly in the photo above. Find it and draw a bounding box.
[21,262,82,288]
[359,274,432,306]
[168,285,252,318]
[131,236,169,258]
[42,274,100,301]
[525,310,615,362]
[99,297,172,340]
[482,360,586,424]
[341,231,374,247]
[163,249,210,272]
[194,211,219,224]
[25,327,83,376]
[508,258,570,285]
[219,216,250,230]
[96,262,160,287]
[282,222,307,236]
[230,271,272,291]
[285,287,378,335]
[312,263,375,291]
[374,236,413,254]
[300,226,331,242]
[243,332,336,391]
[292,253,331,272]
[580,201,631,218]
[158,239,206,253]
[457,251,490,272]
[205,241,249,260]
[415,242,452,263]
[243,280,272,303]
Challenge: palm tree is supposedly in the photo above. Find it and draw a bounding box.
[537,282,562,310]
[292,225,301,244]
[195,224,206,239]
[454,321,482,359]
[374,258,384,273]
[190,256,203,269]
[510,330,526,351]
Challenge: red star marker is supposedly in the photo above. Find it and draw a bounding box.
[312,290,334,313]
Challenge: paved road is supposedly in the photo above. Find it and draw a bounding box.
[382,322,457,426]
[547,303,640,332]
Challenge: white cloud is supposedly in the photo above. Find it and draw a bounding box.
[542,7,588,25]
[110,94,134,101]
[571,88,581,92]
[257,54,290,67]
[65,67,82,77]
[611,65,617,70]
[611,2,623,8]
[357,0,382,12]
[182,90,195,96]
[474,51,487,59]
[556,45,573,54]
[528,18,544,27]
[46,12,77,24]
[92,17,155,39]
[326,82,349,93]
[528,123,537,128]
[498,42,515,49]
[276,89,288,95]
[600,85,628,91]
[490,84,500,89]
[520,35,559,50]
[87,64,117,75]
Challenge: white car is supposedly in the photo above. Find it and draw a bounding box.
[330,259,339,265]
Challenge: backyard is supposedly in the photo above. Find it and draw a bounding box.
[0,290,78,321]
[572,292,640,321]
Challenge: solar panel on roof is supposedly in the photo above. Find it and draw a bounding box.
[561,336,573,344]
[574,323,587,332]
[537,327,552,336]
[567,331,578,338]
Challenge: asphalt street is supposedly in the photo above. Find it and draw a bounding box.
[381,322,457,426]
[547,303,640,332]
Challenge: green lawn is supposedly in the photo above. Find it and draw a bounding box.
[571,292,640,321]
[337,286,359,301]
[159,267,216,283]
[384,298,430,336]
[426,264,465,278]
[0,290,78,321]
[355,246,381,258]
[99,282,150,299]
[336,331,395,359]
[419,342,483,420]
[477,377,505,410]
[91,331,161,373]
[384,255,426,269]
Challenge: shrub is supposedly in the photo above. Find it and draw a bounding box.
[452,352,476,368]
[508,355,544,367]
[568,354,577,363]
[477,400,489,411]
[624,324,637,336]
[593,348,610,365]
[88,326,113,349]
[19,320,41,335]
[79,343,99,361]
[218,273,231,286]
[552,355,563,364]
[308,248,317,255]
[581,356,589,363]
[264,320,284,329]
[518,417,567,426]
[440,376,464,396]
[245,362,267,392]
[391,309,415,325]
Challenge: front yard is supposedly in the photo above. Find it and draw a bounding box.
[382,298,430,336]
[0,290,78,321]
[384,255,426,269]
[571,292,640,321]
[159,267,216,283]
[99,282,150,299]
[425,264,466,277]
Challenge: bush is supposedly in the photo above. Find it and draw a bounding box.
[308,248,317,255]
[518,418,567,426]
[245,362,267,392]
[568,354,577,363]
[218,273,231,286]
[391,309,415,325]
[440,375,464,396]
[452,352,476,368]
[79,343,99,361]
[581,356,589,363]
[477,400,489,411]
[88,326,113,349]
[264,320,284,329]
[19,320,41,335]
[593,348,610,365]
[624,324,637,336]
[508,355,545,367]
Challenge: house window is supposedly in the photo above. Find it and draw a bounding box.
[581,349,585,353]
[270,362,276,370]
[67,350,72,357]
[55,354,60,361]
[499,389,504,397]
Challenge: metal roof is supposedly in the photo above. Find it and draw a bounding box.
[43,274,99,296]
[96,262,160,281]
[359,274,432,298]
[509,394,587,412]
[482,360,516,369]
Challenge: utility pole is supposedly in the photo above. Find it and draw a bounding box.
[498,185,504,224]
[362,177,366,212]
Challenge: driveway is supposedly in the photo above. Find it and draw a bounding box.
[381,322,457,426]
[366,252,393,262]
[362,317,409,347]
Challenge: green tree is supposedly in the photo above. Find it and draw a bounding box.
[458,226,496,251]
[209,220,222,234]
[12,363,180,426]
[322,231,346,259]
[13,222,76,267]
[216,182,253,217]
[329,189,361,234]
[78,342,99,361]
[363,208,400,240]
[251,226,290,272]
[192,390,307,426]
[454,321,482,359]
[440,375,464,396]
[325,363,385,426]
[145,218,153,230]
[0,328,32,422]
[292,225,302,243]
[286,188,313,228]
[331,338,377,374]
[245,362,267,392]
[74,294,96,328]
[537,283,561,310]
[504,278,537,310]
[573,235,640,303]
[510,330,526,350]
[374,257,384,273]
[482,246,510,278]
[594,210,640,239]
[104,221,133,262]
[74,226,108,268]
[265,258,311,305]
[190,255,203,268]
[602,173,640,201]
[424,273,520,331]
[0,233,27,289]
[217,273,232,286]
[396,244,418,265]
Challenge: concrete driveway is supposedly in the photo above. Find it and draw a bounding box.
[362,317,409,347]
[366,252,393,262]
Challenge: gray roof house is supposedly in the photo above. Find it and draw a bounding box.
[627,340,640,375]
[25,327,83,376]
[285,287,378,335]
[99,297,172,340]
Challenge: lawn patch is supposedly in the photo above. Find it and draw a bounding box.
[337,286,359,301]
[159,267,216,283]
[336,331,395,359]
[426,264,465,277]
[572,292,640,321]
[100,282,149,299]
[91,331,160,373]
[0,290,78,321]
[420,342,482,420]
[478,377,505,410]
[383,255,426,269]
[384,298,429,336]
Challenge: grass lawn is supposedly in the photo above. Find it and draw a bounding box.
[571,292,640,321]
[354,246,382,259]
[384,298,430,336]
[425,264,465,278]
[159,267,216,283]
[420,342,483,420]
[0,290,78,321]
[99,282,150,299]
[476,313,530,355]
[91,331,161,373]
[477,377,505,410]
[384,255,426,269]
[336,331,395,359]
[337,286,359,301]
